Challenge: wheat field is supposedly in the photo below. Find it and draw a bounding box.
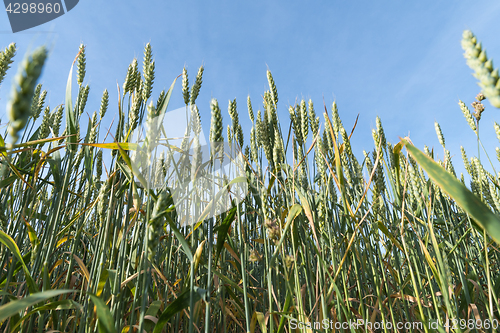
[0,30,499,333]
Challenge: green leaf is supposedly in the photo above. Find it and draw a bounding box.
[0,175,16,188]
[83,119,93,183]
[212,270,245,295]
[377,222,403,252]
[227,176,247,186]
[403,139,500,244]
[24,222,39,249]
[89,293,117,333]
[159,77,177,116]
[30,299,81,312]
[250,311,267,333]
[11,136,65,150]
[115,141,149,190]
[107,269,117,294]
[270,204,302,267]
[144,300,163,332]
[0,252,30,288]
[0,289,76,323]
[146,300,163,317]
[42,262,50,292]
[65,57,77,153]
[0,231,38,294]
[153,287,206,333]
[215,206,237,266]
[10,299,82,331]
[164,214,193,262]
[276,290,292,333]
[46,151,62,190]
[96,269,109,297]
[155,77,178,139]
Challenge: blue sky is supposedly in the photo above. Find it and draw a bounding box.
[2,1,500,179]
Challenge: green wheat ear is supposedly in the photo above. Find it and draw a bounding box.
[77,44,86,86]
[123,59,138,94]
[209,98,223,144]
[434,121,445,148]
[494,122,500,143]
[32,88,47,120]
[38,106,51,140]
[0,43,16,87]
[247,95,254,123]
[77,84,90,117]
[142,60,155,101]
[267,69,278,106]
[458,100,477,132]
[210,98,224,162]
[462,30,500,108]
[51,105,63,136]
[99,89,109,119]
[190,65,204,105]
[300,99,308,143]
[7,46,47,146]
[182,67,189,105]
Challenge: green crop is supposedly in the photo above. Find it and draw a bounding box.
[0,31,499,333]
